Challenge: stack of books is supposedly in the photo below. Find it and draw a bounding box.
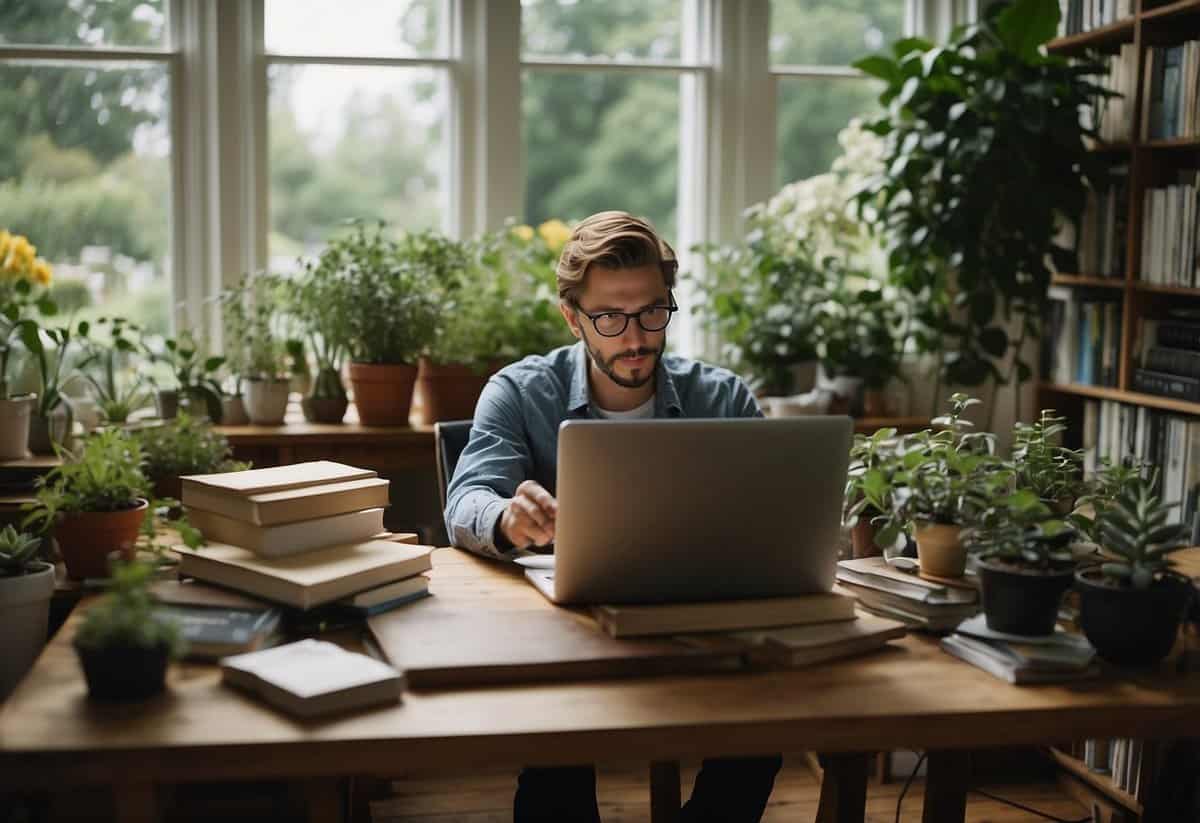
[941,614,1099,684]
[175,461,432,614]
[834,556,979,632]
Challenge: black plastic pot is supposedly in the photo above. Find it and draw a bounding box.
[74,641,170,701]
[978,560,1074,637]
[1075,570,1193,666]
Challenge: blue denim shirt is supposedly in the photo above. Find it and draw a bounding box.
[444,342,762,558]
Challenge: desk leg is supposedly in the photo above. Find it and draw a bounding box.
[304,778,347,823]
[650,760,681,823]
[113,781,158,823]
[814,752,869,823]
[923,750,969,823]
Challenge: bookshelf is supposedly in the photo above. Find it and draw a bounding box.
[1046,746,1144,817]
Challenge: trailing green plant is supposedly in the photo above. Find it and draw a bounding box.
[854,0,1111,414]
[147,330,224,420]
[1091,474,1190,590]
[77,316,149,424]
[73,559,185,655]
[963,488,1073,570]
[136,412,248,482]
[1012,409,1084,507]
[843,425,905,550]
[0,525,45,577]
[24,428,150,533]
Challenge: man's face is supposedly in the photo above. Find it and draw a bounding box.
[559,264,670,390]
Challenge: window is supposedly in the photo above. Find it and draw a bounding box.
[0,0,175,335]
[771,0,904,187]
[264,0,450,270]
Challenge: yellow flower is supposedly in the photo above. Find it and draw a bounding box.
[5,235,33,276]
[511,224,535,242]
[31,259,52,286]
[537,219,571,253]
[0,231,10,264]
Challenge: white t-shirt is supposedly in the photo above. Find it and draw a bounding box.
[593,395,655,420]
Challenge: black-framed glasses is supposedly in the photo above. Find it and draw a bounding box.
[575,292,678,337]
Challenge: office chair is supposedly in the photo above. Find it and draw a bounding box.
[433,419,684,821]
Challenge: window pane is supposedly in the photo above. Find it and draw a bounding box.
[265,0,441,57]
[0,61,172,335]
[522,0,681,61]
[268,64,445,267]
[523,71,679,238]
[770,1,903,66]
[0,0,168,49]
[777,77,881,188]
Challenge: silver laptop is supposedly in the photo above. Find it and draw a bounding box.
[525,416,853,605]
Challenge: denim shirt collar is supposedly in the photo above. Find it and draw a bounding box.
[566,342,682,419]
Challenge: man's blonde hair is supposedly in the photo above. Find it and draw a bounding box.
[555,211,677,305]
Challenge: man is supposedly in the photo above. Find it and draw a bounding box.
[445,210,781,823]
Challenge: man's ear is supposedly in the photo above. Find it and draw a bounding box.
[559,301,582,340]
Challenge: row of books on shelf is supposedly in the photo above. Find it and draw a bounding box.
[1056,0,1132,38]
[1143,41,1200,142]
[1078,738,1147,798]
[1088,47,1137,145]
[1140,172,1200,288]
[1082,399,1200,534]
[1134,316,1200,402]
[1042,288,1123,387]
[1075,165,1128,277]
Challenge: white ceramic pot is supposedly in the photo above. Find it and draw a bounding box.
[0,395,34,460]
[0,561,54,700]
[244,378,290,425]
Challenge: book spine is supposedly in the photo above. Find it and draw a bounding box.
[1133,368,1200,401]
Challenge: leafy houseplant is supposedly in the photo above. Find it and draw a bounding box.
[289,235,356,424]
[149,330,224,422]
[77,316,149,425]
[1075,475,1194,666]
[0,524,55,699]
[24,427,150,580]
[0,230,55,459]
[854,0,1110,425]
[136,412,248,501]
[73,560,184,701]
[1013,410,1084,513]
[18,317,81,454]
[220,274,290,425]
[843,426,903,558]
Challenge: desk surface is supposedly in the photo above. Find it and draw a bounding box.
[3,548,1199,790]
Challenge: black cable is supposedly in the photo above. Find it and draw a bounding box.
[970,787,1092,823]
[895,752,926,823]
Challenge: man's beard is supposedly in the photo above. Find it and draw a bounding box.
[580,330,664,389]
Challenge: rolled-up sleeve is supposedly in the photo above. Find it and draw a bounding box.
[444,375,532,558]
[733,376,764,419]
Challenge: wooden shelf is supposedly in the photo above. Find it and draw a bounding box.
[1142,0,1200,23]
[1052,273,1127,289]
[1045,746,1142,816]
[1141,136,1200,149]
[852,416,926,434]
[1088,140,1133,154]
[1134,280,1200,296]
[1047,18,1135,54]
[1039,381,1200,416]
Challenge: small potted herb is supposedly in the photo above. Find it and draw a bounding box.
[148,331,225,422]
[843,426,904,558]
[18,318,80,454]
[965,490,1074,636]
[77,316,150,426]
[73,560,184,701]
[1075,473,1194,666]
[1013,410,1084,514]
[136,412,249,501]
[0,525,54,699]
[24,428,151,580]
[291,247,355,424]
[484,221,577,362]
[219,274,290,425]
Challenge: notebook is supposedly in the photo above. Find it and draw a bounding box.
[185,506,387,557]
[182,477,390,526]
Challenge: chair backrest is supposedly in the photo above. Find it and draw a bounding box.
[434,420,473,514]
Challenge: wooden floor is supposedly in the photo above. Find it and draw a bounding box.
[371,759,1091,822]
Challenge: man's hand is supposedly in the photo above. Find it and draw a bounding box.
[499,480,558,549]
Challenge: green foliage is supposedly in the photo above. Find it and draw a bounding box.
[25,428,149,532]
[18,316,82,418]
[0,525,46,577]
[854,0,1110,387]
[1013,409,1084,505]
[1093,476,1190,590]
[1069,459,1146,545]
[136,412,247,483]
[218,274,289,381]
[146,330,224,420]
[843,426,905,550]
[77,316,149,423]
[814,269,906,389]
[73,560,184,656]
[963,488,1073,570]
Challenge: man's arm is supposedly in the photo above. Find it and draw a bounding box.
[733,375,765,419]
[444,375,533,558]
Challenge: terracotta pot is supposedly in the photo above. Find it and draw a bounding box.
[54,499,149,580]
[413,358,496,425]
[0,561,54,700]
[0,395,34,460]
[243,378,290,425]
[914,523,965,578]
[850,517,882,559]
[348,362,419,426]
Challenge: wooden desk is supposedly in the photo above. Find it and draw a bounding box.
[3,548,1200,823]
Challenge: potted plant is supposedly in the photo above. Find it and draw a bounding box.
[843,426,904,558]
[73,559,184,701]
[0,524,54,699]
[1074,472,1194,666]
[482,221,576,361]
[964,489,1075,636]
[77,316,150,426]
[1013,410,1084,515]
[18,318,80,454]
[0,230,54,459]
[220,274,290,425]
[854,0,1110,425]
[889,394,1007,578]
[291,242,358,423]
[147,330,224,422]
[24,427,150,580]
[136,412,249,501]
[332,221,440,425]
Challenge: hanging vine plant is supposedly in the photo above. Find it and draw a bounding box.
[853,0,1111,399]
